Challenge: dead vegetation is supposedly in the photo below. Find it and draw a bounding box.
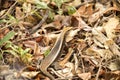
[0,0,120,80]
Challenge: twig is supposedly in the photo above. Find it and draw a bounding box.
[29,10,49,34]
[50,68,65,79]
[13,36,43,43]
[81,54,85,73]
[95,57,104,80]
[1,1,17,19]
[74,54,79,73]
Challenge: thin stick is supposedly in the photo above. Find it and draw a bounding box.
[95,57,104,80]
[30,10,49,34]
[13,36,42,43]
[1,1,17,19]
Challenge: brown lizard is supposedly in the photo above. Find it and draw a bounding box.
[39,27,72,80]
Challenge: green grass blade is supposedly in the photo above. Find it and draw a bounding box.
[0,31,15,46]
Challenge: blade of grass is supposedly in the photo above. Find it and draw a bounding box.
[0,31,15,46]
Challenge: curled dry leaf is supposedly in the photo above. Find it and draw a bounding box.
[56,62,74,79]
[103,17,119,39]
[20,71,39,79]
[105,40,120,56]
[92,28,107,46]
[66,29,79,42]
[108,61,120,71]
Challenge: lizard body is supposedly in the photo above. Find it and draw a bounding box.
[39,27,72,80]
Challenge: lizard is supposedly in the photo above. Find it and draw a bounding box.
[39,27,72,80]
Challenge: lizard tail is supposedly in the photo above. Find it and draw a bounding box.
[40,67,55,80]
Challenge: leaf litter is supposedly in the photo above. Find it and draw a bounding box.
[0,0,120,80]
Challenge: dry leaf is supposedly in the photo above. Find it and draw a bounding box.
[56,62,74,79]
[0,9,7,17]
[92,28,107,45]
[59,48,73,67]
[78,72,91,80]
[66,29,79,42]
[103,17,119,39]
[23,41,48,60]
[105,71,120,80]
[20,71,39,79]
[105,39,120,56]
[73,3,94,17]
[15,7,24,19]
[68,0,81,7]
[22,2,32,14]
[92,27,120,58]
[71,16,91,29]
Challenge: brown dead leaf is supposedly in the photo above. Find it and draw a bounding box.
[78,72,91,80]
[73,5,86,17]
[71,16,90,29]
[73,3,94,18]
[105,71,120,80]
